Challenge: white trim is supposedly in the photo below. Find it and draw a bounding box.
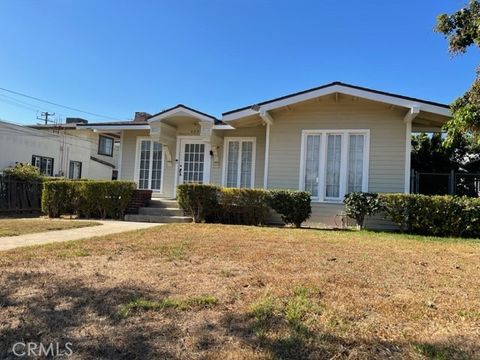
[133,136,165,194]
[118,131,124,179]
[148,106,216,124]
[223,84,451,121]
[404,119,412,193]
[299,129,370,203]
[221,137,256,188]
[213,124,235,130]
[80,125,151,130]
[263,123,270,189]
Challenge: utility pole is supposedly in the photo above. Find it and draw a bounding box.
[37,111,55,125]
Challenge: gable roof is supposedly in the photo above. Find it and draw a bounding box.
[222,81,451,121]
[147,104,222,124]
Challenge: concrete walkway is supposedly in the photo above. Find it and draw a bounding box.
[0,220,160,251]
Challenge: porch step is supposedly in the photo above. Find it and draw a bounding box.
[124,214,192,223]
[138,207,184,216]
[148,199,179,208]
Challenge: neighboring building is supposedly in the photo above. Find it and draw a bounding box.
[30,118,120,180]
[66,82,453,226]
[0,119,118,179]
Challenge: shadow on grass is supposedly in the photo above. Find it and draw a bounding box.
[0,271,477,359]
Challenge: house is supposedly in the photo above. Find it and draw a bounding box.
[78,82,451,226]
[0,119,118,179]
[30,118,120,179]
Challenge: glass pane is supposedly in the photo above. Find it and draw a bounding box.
[347,135,364,193]
[326,134,342,198]
[304,135,321,197]
[139,140,151,189]
[151,142,162,190]
[240,141,253,188]
[226,141,239,187]
[182,143,205,184]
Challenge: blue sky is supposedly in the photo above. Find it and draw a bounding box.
[0,0,478,124]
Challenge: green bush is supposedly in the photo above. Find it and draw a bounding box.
[176,184,220,223]
[380,193,480,238]
[217,188,271,225]
[268,190,311,228]
[344,192,383,229]
[42,180,135,219]
[2,163,43,181]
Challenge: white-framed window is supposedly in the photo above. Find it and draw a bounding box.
[222,137,256,188]
[299,130,369,202]
[68,161,82,179]
[98,135,114,157]
[32,155,54,176]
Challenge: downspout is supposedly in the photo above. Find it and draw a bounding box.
[258,108,274,190]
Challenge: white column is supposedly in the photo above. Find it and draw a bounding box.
[404,118,412,193]
[263,122,270,189]
[117,131,124,179]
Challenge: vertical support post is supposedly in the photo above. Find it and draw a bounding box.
[118,131,124,179]
[263,122,270,189]
[449,169,455,195]
[404,118,412,193]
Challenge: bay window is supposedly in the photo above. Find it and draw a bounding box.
[301,130,369,201]
[223,138,256,188]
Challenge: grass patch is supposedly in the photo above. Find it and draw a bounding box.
[118,295,218,318]
[0,219,100,237]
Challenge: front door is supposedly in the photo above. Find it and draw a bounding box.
[178,139,210,185]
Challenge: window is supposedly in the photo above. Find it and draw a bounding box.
[98,135,114,156]
[32,155,54,176]
[223,138,255,188]
[137,139,163,191]
[300,130,369,201]
[69,161,82,179]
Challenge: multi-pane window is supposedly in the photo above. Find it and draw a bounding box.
[302,131,368,201]
[69,161,82,179]
[224,138,255,188]
[182,143,205,184]
[138,139,163,190]
[32,155,54,176]
[98,135,114,156]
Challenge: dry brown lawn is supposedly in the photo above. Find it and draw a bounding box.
[0,218,100,237]
[0,224,479,359]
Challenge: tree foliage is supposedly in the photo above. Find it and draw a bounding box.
[436,1,480,143]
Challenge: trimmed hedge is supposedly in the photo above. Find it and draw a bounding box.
[42,180,136,219]
[344,192,382,229]
[177,184,220,223]
[380,193,480,238]
[217,188,271,225]
[268,190,312,228]
[177,184,311,227]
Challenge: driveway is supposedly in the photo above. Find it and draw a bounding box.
[0,220,160,251]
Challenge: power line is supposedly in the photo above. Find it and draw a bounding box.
[0,86,118,120]
[37,111,55,125]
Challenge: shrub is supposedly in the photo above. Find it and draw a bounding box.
[42,180,135,219]
[269,190,311,228]
[380,193,480,238]
[2,163,43,181]
[344,192,383,229]
[177,184,220,223]
[217,188,271,225]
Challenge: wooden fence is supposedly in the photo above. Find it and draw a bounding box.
[0,176,42,213]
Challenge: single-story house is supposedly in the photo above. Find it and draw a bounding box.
[0,119,119,179]
[79,82,451,226]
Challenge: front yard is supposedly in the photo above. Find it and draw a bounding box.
[0,218,100,237]
[0,224,479,359]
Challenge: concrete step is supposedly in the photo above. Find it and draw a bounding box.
[124,214,192,223]
[148,199,179,208]
[138,207,184,216]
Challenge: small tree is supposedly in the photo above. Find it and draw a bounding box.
[269,190,311,228]
[2,163,43,181]
[344,192,382,229]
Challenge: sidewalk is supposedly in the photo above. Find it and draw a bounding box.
[0,220,160,251]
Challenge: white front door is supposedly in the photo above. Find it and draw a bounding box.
[136,138,164,192]
[178,139,210,185]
